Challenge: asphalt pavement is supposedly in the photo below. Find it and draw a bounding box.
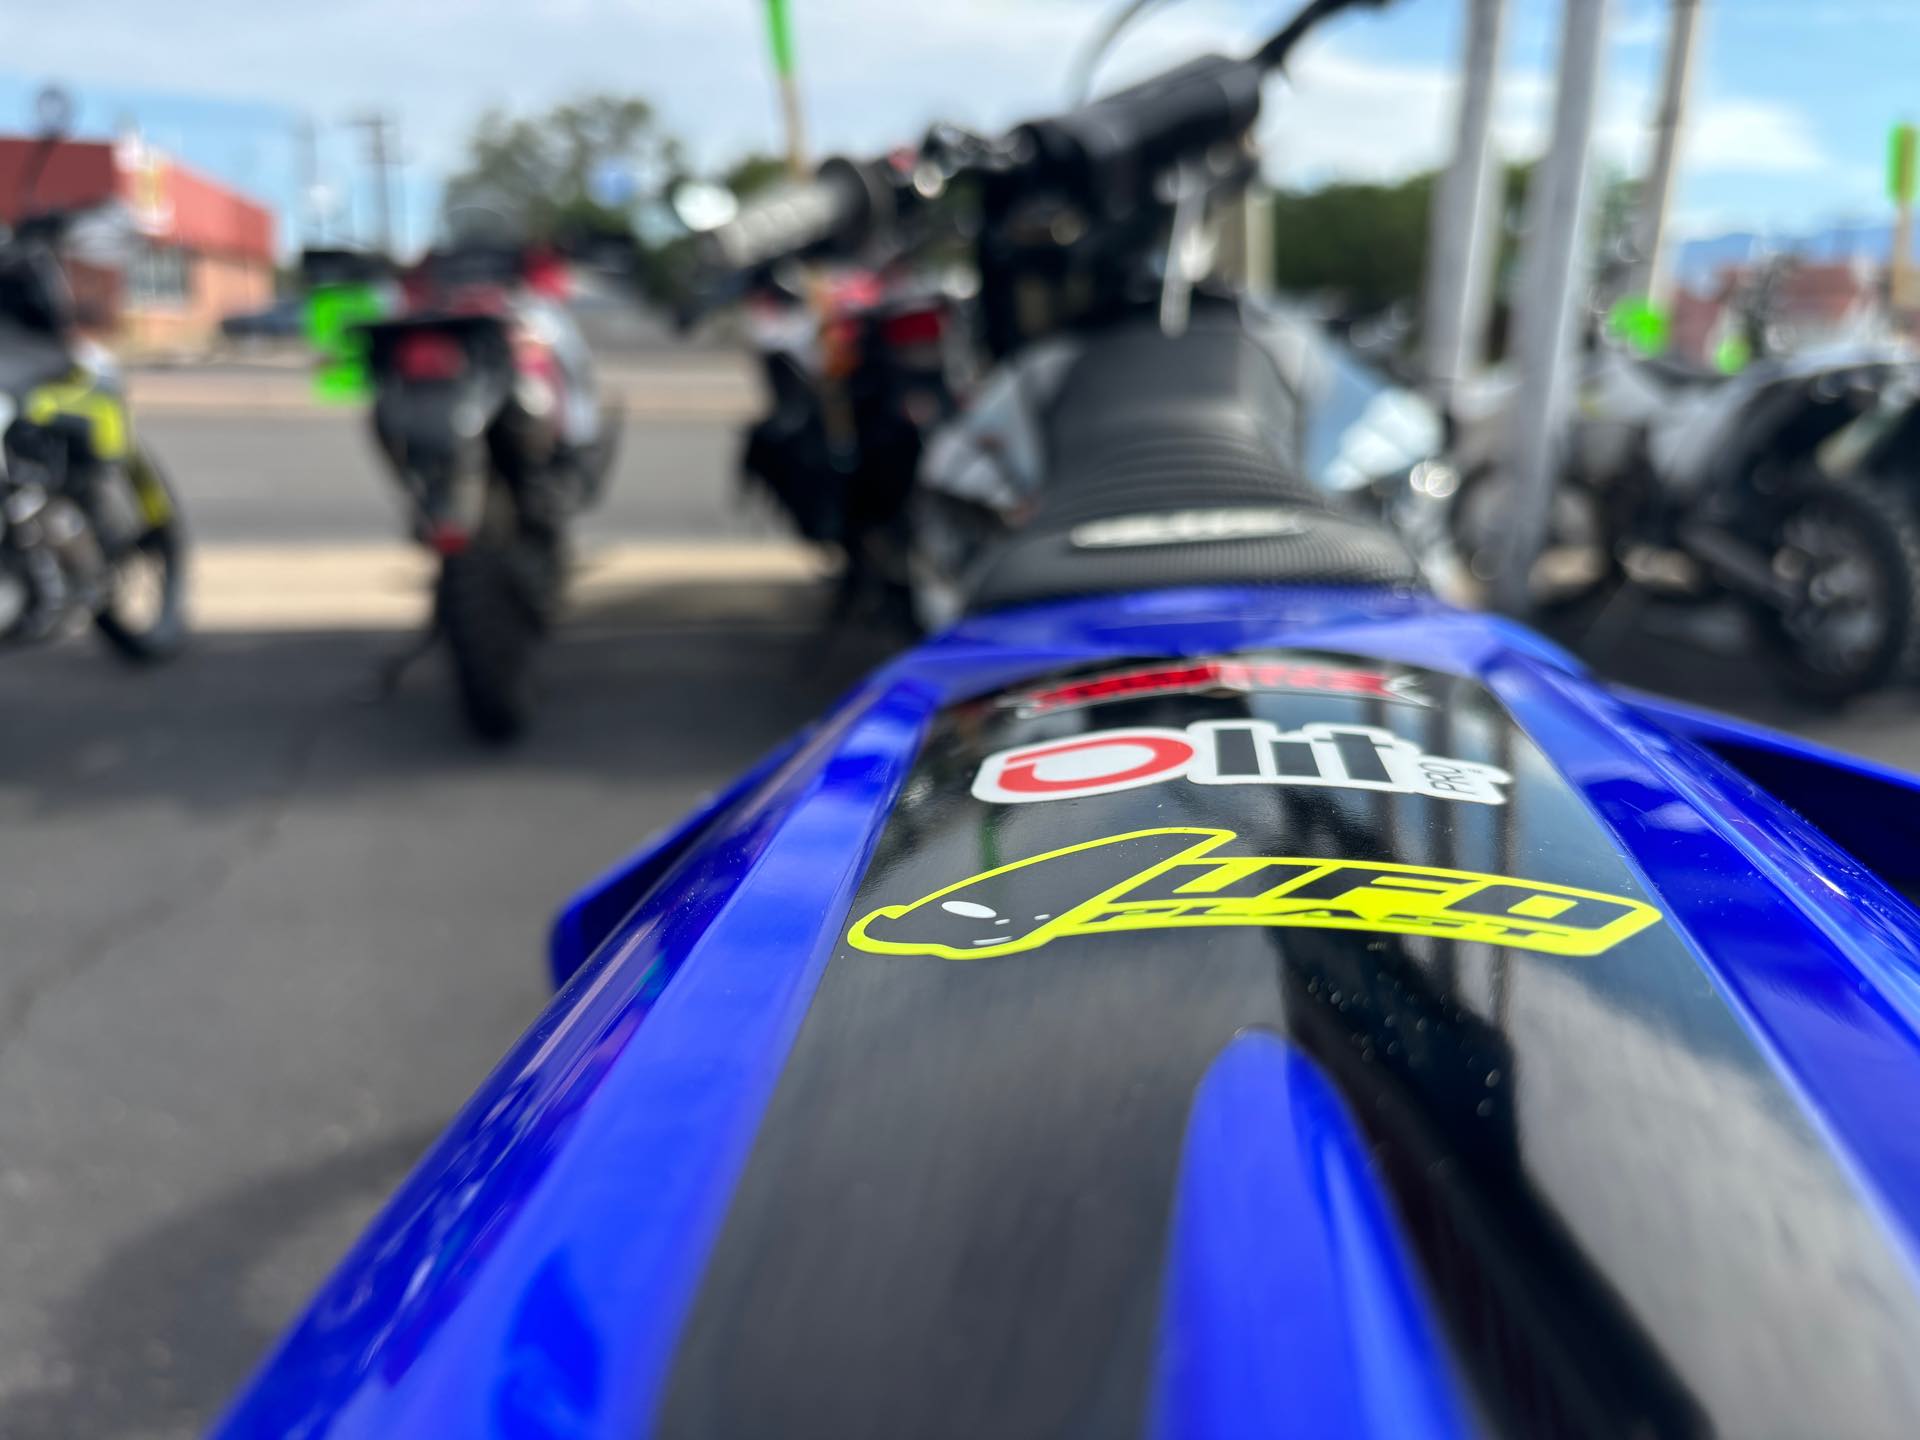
[0,392,896,1440]
[4,385,1920,1439]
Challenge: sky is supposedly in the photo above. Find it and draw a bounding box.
[0,0,1911,258]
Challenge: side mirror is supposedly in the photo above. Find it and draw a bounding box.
[669,180,740,235]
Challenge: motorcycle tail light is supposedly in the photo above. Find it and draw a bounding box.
[395,331,468,381]
[881,304,946,348]
[425,521,471,556]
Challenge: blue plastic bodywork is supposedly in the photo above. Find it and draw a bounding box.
[1148,1032,1475,1440]
[218,585,1920,1438]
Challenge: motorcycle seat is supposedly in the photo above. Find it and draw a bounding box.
[965,317,1423,612]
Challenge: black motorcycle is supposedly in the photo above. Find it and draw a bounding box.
[0,92,186,662]
[687,20,1428,634]
[306,238,620,739]
[677,160,973,625]
[1446,261,1920,702]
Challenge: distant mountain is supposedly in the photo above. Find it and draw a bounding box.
[1673,222,1916,290]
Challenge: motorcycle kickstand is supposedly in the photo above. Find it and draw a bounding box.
[364,619,441,702]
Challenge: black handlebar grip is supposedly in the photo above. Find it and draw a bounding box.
[695,157,885,278]
[1012,53,1264,212]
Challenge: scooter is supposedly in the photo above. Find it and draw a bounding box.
[304,229,621,740]
[1447,262,1920,701]
[0,91,186,660]
[222,4,1920,1437]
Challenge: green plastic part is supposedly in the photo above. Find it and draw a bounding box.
[1891,122,1917,207]
[1608,297,1671,356]
[305,282,388,403]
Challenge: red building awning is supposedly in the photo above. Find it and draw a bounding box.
[0,136,274,264]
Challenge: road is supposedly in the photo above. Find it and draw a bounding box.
[139,411,765,545]
[0,386,895,1440]
[3,384,1919,1438]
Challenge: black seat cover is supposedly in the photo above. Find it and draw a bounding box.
[966,313,1422,613]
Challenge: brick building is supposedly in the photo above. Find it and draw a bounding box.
[0,134,275,350]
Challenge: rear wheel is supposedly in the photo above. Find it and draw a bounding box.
[94,447,187,663]
[439,542,539,741]
[1752,473,1920,702]
[436,487,563,742]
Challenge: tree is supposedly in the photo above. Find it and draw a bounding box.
[723,153,790,201]
[441,94,682,242]
[1270,172,1438,317]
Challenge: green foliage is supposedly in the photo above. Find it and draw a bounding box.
[441,94,682,241]
[1268,160,1632,365]
[724,153,791,200]
[1270,172,1436,315]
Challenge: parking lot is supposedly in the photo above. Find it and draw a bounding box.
[3,365,1918,1439]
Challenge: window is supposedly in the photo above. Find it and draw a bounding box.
[126,243,191,306]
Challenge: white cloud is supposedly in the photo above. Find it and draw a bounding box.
[1258,48,1477,184]
[0,0,1840,212]
[1684,98,1829,175]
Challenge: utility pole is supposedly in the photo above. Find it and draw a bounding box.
[764,0,809,179]
[1423,0,1511,403]
[351,111,398,254]
[295,116,319,245]
[1497,0,1611,615]
[1627,0,1703,306]
[1891,124,1917,312]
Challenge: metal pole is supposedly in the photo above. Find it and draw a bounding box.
[1496,0,1611,615]
[1628,0,1703,305]
[1896,204,1915,311]
[352,113,395,255]
[1892,125,1918,312]
[1423,0,1511,402]
[296,116,318,246]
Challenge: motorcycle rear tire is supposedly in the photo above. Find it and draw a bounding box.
[94,448,188,664]
[1752,473,1920,704]
[437,540,547,742]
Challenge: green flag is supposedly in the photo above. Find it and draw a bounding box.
[765,0,796,77]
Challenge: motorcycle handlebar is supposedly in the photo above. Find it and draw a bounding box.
[681,0,1397,307]
[1010,0,1394,211]
[1010,53,1263,212]
[693,157,888,279]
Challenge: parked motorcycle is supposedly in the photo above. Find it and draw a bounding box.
[0,93,186,661]
[226,4,1920,1438]
[305,224,621,739]
[1447,261,1920,701]
[677,160,975,625]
